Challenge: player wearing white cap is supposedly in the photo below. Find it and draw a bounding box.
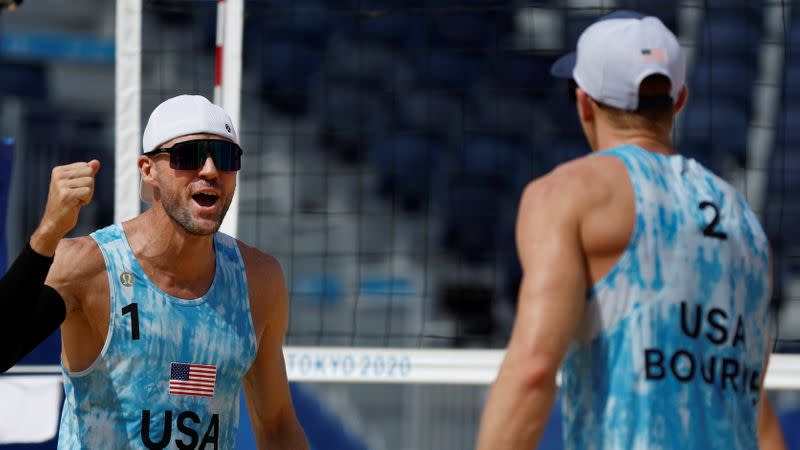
[476,11,786,450]
[0,95,308,449]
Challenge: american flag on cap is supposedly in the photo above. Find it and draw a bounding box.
[641,48,667,62]
[169,362,217,398]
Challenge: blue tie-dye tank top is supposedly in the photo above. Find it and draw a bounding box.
[561,146,771,450]
[58,223,257,449]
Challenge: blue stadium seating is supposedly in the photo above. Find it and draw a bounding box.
[410,49,484,91]
[784,63,800,100]
[314,82,394,161]
[470,90,542,141]
[426,10,513,50]
[457,132,528,182]
[324,37,413,92]
[370,132,444,211]
[248,0,335,46]
[764,146,800,250]
[440,174,507,263]
[398,87,464,137]
[0,139,12,275]
[481,52,555,99]
[0,61,48,100]
[680,99,749,171]
[695,15,761,62]
[616,1,678,29]
[691,60,754,111]
[535,137,588,173]
[342,9,428,49]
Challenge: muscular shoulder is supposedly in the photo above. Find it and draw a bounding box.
[236,241,289,342]
[46,236,106,313]
[237,241,285,293]
[521,154,624,216]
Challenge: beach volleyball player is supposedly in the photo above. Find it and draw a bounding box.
[0,95,309,449]
[476,11,786,450]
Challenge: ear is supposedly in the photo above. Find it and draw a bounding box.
[674,85,688,114]
[576,88,595,123]
[138,155,158,188]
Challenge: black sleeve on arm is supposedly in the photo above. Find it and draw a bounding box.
[0,243,67,373]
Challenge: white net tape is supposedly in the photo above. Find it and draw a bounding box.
[6,349,800,390]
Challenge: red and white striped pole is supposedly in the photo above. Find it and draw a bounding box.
[213,0,225,105]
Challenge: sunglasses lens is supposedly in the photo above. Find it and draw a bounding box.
[170,143,204,170]
[169,140,242,171]
[209,141,242,171]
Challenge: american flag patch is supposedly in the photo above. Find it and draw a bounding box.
[169,362,217,398]
[641,48,667,62]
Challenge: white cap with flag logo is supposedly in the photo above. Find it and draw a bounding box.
[551,11,686,111]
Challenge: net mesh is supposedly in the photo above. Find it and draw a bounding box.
[136,0,800,348]
[133,1,799,448]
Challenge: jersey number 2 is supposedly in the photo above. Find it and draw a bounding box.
[699,201,727,240]
[122,303,140,340]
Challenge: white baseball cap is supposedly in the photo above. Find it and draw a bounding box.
[551,11,686,111]
[140,94,238,202]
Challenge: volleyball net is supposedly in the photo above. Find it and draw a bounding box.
[112,0,799,366]
[5,0,794,448]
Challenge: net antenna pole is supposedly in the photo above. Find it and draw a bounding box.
[215,0,244,238]
[114,0,142,223]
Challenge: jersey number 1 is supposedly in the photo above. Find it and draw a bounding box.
[122,303,140,340]
[699,201,727,240]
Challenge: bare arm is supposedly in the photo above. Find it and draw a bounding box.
[759,249,787,449]
[0,160,100,372]
[759,392,787,450]
[476,170,590,449]
[241,249,308,450]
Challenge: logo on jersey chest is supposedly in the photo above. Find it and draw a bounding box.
[141,410,219,450]
[120,271,135,287]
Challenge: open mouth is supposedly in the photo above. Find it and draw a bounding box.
[192,192,219,207]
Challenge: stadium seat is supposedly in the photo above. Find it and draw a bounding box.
[680,99,749,171]
[691,60,754,111]
[342,9,428,49]
[481,51,555,99]
[426,10,513,50]
[0,61,48,100]
[369,132,444,212]
[0,139,12,275]
[256,39,325,115]
[695,15,761,62]
[323,37,413,92]
[410,49,484,92]
[440,174,507,263]
[764,147,800,250]
[535,137,588,173]
[470,90,544,142]
[457,132,528,184]
[787,22,800,59]
[247,0,334,46]
[398,88,465,138]
[703,0,764,25]
[783,63,800,101]
[616,1,679,29]
[313,82,394,161]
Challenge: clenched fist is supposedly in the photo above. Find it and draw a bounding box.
[30,160,101,256]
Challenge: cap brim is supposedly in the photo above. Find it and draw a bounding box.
[550,52,576,79]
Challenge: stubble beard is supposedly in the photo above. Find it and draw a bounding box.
[161,190,232,236]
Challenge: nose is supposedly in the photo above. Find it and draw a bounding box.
[197,153,219,179]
